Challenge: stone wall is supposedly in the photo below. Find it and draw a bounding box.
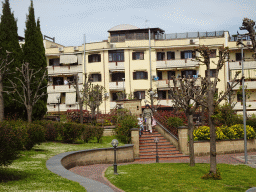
[116,100,142,116]
[61,145,134,170]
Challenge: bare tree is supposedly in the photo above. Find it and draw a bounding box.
[169,76,207,166]
[9,62,47,122]
[73,73,84,124]
[194,46,240,175]
[0,49,13,121]
[239,18,256,58]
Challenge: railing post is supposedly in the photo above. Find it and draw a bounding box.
[178,126,189,155]
[130,128,140,158]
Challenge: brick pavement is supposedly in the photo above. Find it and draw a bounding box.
[69,151,256,192]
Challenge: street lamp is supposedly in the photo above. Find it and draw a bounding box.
[111,139,119,175]
[154,137,159,163]
[56,96,60,118]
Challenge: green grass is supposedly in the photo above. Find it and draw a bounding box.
[105,163,256,192]
[0,136,124,192]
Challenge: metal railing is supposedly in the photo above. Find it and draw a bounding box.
[155,31,224,40]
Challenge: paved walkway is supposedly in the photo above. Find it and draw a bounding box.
[68,152,256,192]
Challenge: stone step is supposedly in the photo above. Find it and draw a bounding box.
[139,143,172,147]
[135,155,189,162]
[139,136,165,141]
[140,148,178,153]
[139,140,170,144]
[140,151,181,156]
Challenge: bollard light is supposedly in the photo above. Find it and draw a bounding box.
[111,139,119,175]
[154,137,159,163]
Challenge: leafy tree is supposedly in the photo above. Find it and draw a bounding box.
[23,0,47,120]
[0,0,24,120]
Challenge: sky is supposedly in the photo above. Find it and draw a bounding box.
[1,0,256,46]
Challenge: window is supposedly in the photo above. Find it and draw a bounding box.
[157,91,167,99]
[236,53,244,61]
[133,71,148,80]
[205,69,217,78]
[168,71,176,80]
[112,72,125,82]
[181,51,196,59]
[167,51,175,60]
[181,70,196,78]
[67,76,74,83]
[112,92,125,101]
[49,58,60,66]
[157,71,162,80]
[132,52,144,60]
[109,50,124,62]
[237,93,243,102]
[88,54,101,63]
[209,49,216,58]
[134,91,145,99]
[157,52,165,60]
[53,77,63,85]
[90,74,101,82]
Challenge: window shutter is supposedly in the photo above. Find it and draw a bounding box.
[140,52,144,60]
[132,52,135,60]
[192,51,196,58]
[98,54,101,62]
[133,72,136,80]
[99,74,102,82]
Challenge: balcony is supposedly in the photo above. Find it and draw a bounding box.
[233,81,256,90]
[157,99,175,106]
[156,79,201,89]
[109,81,125,90]
[108,62,125,70]
[47,104,77,112]
[47,65,83,75]
[47,84,83,93]
[229,61,256,70]
[233,102,256,110]
[110,101,117,109]
[156,59,199,69]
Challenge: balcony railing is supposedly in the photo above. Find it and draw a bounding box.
[108,62,125,70]
[233,101,256,110]
[229,61,256,70]
[155,31,224,40]
[156,79,201,89]
[47,104,77,112]
[156,59,199,68]
[109,81,125,90]
[110,101,117,109]
[47,65,83,75]
[47,84,83,93]
[233,81,256,90]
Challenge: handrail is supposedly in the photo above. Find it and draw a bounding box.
[155,119,178,141]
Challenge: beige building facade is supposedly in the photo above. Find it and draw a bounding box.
[44,24,256,115]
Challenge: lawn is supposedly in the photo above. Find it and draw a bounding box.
[105,163,256,192]
[0,136,124,192]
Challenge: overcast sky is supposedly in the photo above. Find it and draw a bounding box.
[1,0,256,46]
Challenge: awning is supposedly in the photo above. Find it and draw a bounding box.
[60,55,77,64]
[66,92,76,105]
[109,69,125,72]
[47,93,61,104]
[77,54,83,65]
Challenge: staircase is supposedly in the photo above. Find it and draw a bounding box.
[135,128,189,162]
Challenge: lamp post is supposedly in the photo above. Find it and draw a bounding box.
[111,139,119,175]
[237,34,248,164]
[56,96,60,118]
[122,78,125,100]
[154,137,159,163]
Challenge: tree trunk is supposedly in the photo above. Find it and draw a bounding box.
[0,79,4,121]
[208,93,217,174]
[79,101,83,124]
[27,105,32,123]
[187,113,195,166]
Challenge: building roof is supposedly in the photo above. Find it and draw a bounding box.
[108,24,140,32]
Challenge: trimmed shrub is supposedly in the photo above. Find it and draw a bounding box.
[25,123,46,150]
[0,121,26,166]
[220,125,236,140]
[230,124,256,139]
[60,122,85,143]
[247,117,256,132]
[94,126,104,143]
[167,117,184,128]
[115,114,138,144]
[216,126,227,140]
[34,120,58,141]
[82,124,94,143]
[193,126,210,141]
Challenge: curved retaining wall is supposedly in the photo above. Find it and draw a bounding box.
[61,144,134,170]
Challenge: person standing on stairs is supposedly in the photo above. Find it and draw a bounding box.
[143,104,153,133]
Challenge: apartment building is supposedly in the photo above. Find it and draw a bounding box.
[44,24,256,115]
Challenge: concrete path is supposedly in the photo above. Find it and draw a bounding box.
[47,151,256,192]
